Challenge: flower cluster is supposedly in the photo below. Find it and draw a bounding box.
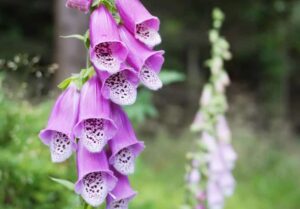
[184,8,237,209]
[39,0,164,208]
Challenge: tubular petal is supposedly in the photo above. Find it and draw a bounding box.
[74,76,117,153]
[116,0,161,47]
[90,6,128,73]
[39,84,80,162]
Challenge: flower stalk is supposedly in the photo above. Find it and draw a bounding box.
[184,8,237,209]
[40,0,164,208]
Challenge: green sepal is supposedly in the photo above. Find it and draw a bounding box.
[50,177,75,191]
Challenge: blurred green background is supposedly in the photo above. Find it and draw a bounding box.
[1,0,300,209]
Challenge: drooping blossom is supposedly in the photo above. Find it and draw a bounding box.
[99,64,139,106]
[116,0,161,47]
[90,6,128,74]
[217,171,236,197]
[108,104,145,175]
[119,26,164,90]
[200,85,213,107]
[216,115,231,143]
[66,0,92,13]
[106,173,137,209]
[75,141,117,207]
[39,84,80,163]
[206,182,224,209]
[219,142,237,170]
[73,76,117,153]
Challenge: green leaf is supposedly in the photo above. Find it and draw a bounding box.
[57,77,73,90]
[159,70,185,85]
[60,34,85,41]
[50,177,75,191]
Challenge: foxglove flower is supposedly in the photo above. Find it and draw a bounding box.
[217,172,236,197]
[73,76,117,153]
[75,141,117,207]
[39,84,79,163]
[109,104,145,175]
[216,116,231,143]
[191,111,204,132]
[66,0,92,13]
[90,6,128,74]
[99,64,139,106]
[116,0,161,47]
[207,182,224,209]
[119,26,164,90]
[106,174,137,209]
[195,205,206,209]
[219,143,237,170]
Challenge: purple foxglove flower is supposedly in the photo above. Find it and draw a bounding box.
[195,205,206,209]
[207,182,224,209]
[216,115,231,143]
[108,104,145,175]
[106,174,137,209]
[186,168,200,184]
[202,132,218,152]
[39,84,79,163]
[66,0,92,13]
[116,0,161,47]
[90,6,128,74]
[209,148,227,174]
[200,85,213,107]
[99,64,139,106]
[217,172,236,197]
[75,141,117,207]
[219,143,237,170]
[119,26,164,90]
[73,76,117,153]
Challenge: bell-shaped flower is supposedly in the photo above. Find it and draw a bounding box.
[219,142,237,170]
[216,115,231,143]
[195,204,206,209]
[108,104,145,175]
[208,147,227,174]
[217,171,236,197]
[106,173,137,209]
[66,0,92,13]
[99,64,139,106]
[39,84,80,163]
[207,182,224,209]
[116,0,161,47]
[90,6,128,74]
[119,26,164,91]
[75,141,117,207]
[186,168,201,184]
[73,76,117,153]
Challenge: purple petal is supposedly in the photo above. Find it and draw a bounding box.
[217,172,236,197]
[207,182,224,209]
[39,84,80,163]
[116,0,161,47]
[90,6,128,73]
[216,116,231,143]
[219,143,237,170]
[106,174,137,209]
[75,141,117,207]
[119,26,164,90]
[73,76,117,153]
[99,64,139,106]
[66,0,92,13]
[108,104,145,175]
